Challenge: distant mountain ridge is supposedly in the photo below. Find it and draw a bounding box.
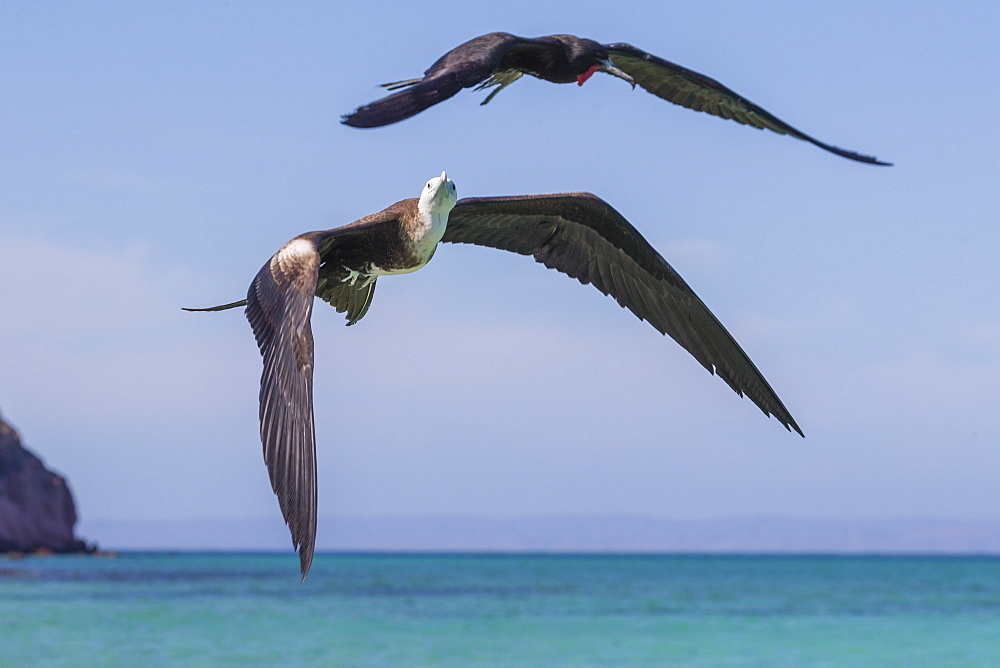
[0,410,93,553]
[82,515,1000,554]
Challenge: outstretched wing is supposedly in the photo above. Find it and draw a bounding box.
[342,33,524,128]
[245,236,321,579]
[444,193,803,436]
[605,43,890,165]
[238,207,408,578]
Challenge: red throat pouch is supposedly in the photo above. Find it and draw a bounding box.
[576,64,600,86]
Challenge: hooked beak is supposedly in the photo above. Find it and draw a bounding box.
[598,58,636,89]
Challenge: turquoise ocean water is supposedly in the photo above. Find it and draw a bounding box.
[3,552,1000,666]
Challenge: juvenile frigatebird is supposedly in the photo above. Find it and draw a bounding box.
[186,172,803,578]
[342,32,889,166]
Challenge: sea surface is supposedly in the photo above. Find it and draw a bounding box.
[3,552,1000,666]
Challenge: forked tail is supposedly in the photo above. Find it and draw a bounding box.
[182,299,247,312]
[379,77,423,91]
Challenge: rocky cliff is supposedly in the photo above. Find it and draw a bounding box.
[0,411,93,553]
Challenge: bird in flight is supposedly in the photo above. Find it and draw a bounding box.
[186,172,803,578]
[342,32,889,166]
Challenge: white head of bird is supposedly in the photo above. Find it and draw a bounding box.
[419,171,457,220]
[408,171,457,257]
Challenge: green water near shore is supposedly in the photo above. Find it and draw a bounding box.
[3,552,1000,666]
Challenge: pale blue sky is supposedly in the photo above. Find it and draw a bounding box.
[1,2,998,540]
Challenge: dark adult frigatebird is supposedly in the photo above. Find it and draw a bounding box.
[185,172,803,578]
[342,32,889,166]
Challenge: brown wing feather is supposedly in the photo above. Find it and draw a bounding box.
[315,277,377,326]
[238,206,409,579]
[444,194,803,436]
[245,238,321,579]
[605,43,890,165]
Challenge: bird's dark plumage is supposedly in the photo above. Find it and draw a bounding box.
[245,240,320,579]
[445,194,801,433]
[341,32,889,165]
[186,177,802,578]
